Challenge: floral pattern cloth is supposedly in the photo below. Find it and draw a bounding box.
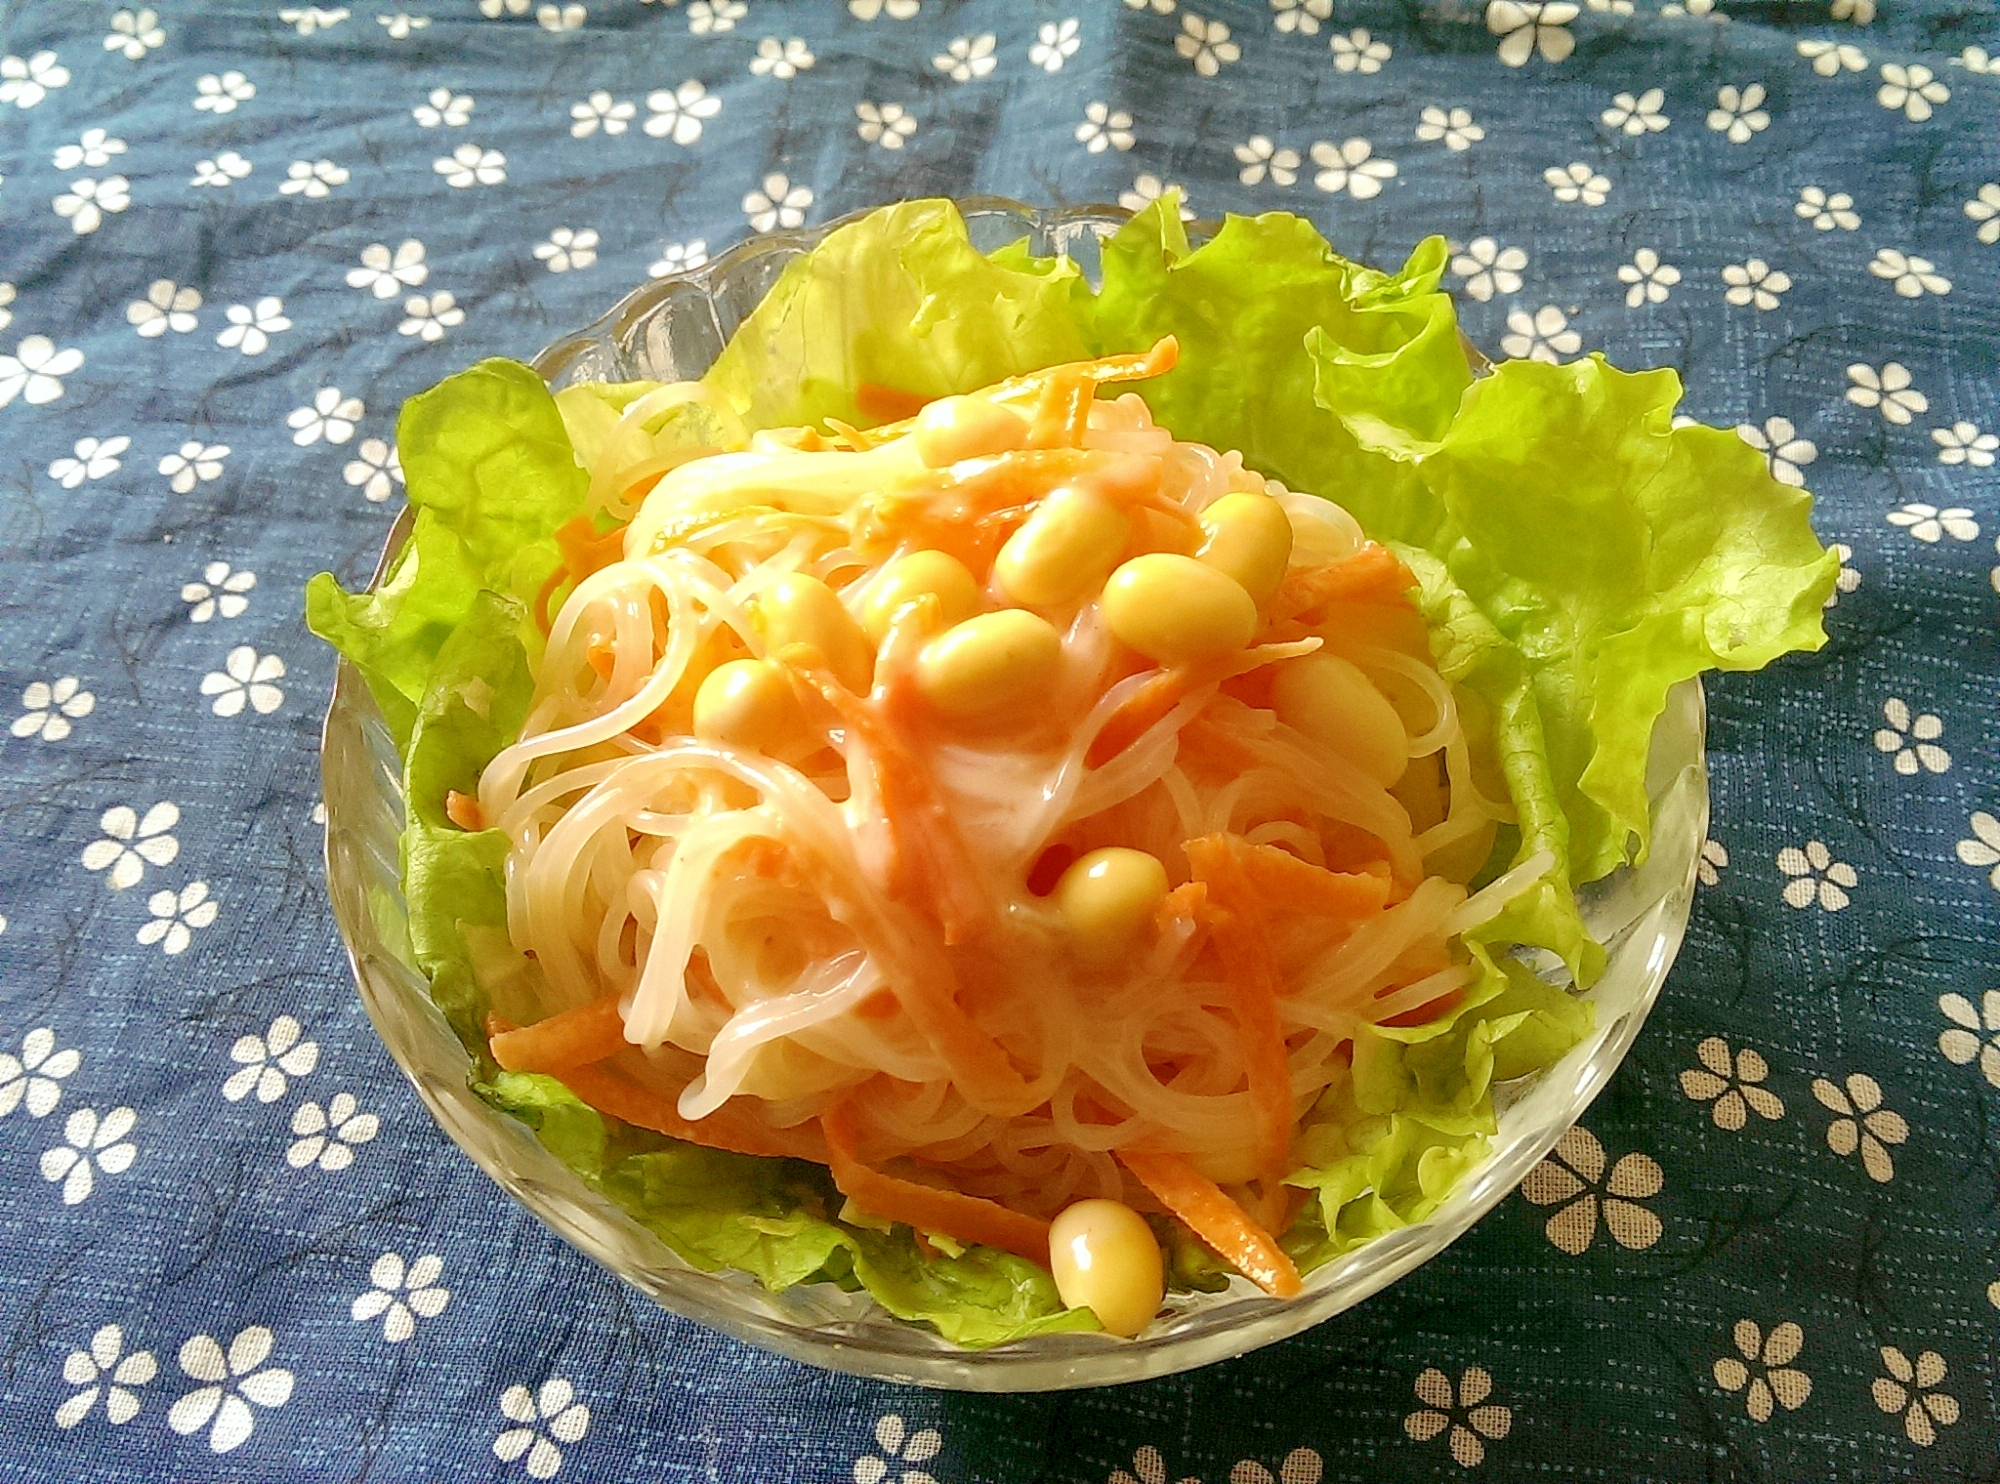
[0,0,1995,1479]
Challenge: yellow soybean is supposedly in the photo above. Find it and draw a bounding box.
[1048,1199,1165,1338]
[692,659,805,756]
[913,395,1032,468]
[1270,652,1409,786]
[995,488,1131,609]
[1196,492,1294,606]
[913,609,1063,723]
[860,550,980,644]
[758,572,873,694]
[1054,847,1168,959]
[1101,553,1257,666]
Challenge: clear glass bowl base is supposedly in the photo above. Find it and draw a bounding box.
[320,200,1708,1391]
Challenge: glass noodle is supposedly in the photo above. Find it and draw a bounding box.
[470,349,1538,1271]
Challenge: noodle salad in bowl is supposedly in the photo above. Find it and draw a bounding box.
[310,198,1836,1365]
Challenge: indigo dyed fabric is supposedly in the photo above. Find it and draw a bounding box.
[0,0,1996,1478]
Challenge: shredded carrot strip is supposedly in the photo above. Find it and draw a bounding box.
[554,515,630,586]
[585,639,616,682]
[1224,838,1393,921]
[855,382,932,424]
[1268,543,1417,626]
[533,568,564,637]
[823,1101,1050,1264]
[1088,666,1199,768]
[1155,880,1207,934]
[489,996,627,1074]
[861,340,1185,445]
[822,417,878,453]
[791,659,990,944]
[1027,368,1093,449]
[554,1059,830,1163]
[1182,836,1295,1183]
[444,790,485,832]
[759,656,1035,1110]
[1118,1149,1302,1298]
[1020,335,1178,393]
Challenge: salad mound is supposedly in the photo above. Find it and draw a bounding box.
[309,198,1835,1347]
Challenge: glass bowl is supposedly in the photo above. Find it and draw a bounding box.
[320,199,1708,1391]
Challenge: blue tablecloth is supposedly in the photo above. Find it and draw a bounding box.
[1,1,1996,1479]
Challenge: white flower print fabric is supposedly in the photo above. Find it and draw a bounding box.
[0,4,1994,1481]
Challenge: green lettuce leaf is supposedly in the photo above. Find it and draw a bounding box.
[1088,206,1834,979]
[306,359,586,746]
[304,511,484,750]
[1287,945,1590,1267]
[1418,356,1838,902]
[401,590,536,1047]
[481,1071,1094,1347]
[1090,201,1467,546]
[396,357,591,610]
[704,198,1094,430]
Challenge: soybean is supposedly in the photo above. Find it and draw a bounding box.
[1270,653,1409,786]
[913,609,1063,723]
[1196,492,1293,606]
[758,572,874,694]
[861,549,980,644]
[1101,553,1257,667]
[913,395,1032,468]
[1048,1199,1165,1338]
[1054,847,1169,960]
[693,659,807,757]
[996,488,1131,609]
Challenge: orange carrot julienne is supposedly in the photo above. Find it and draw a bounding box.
[1223,838,1393,922]
[755,657,1034,1111]
[444,790,485,832]
[554,515,629,586]
[1268,542,1417,625]
[1118,1149,1302,1298]
[791,658,991,944]
[823,1101,1051,1264]
[548,1057,830,1163]
[1027,368,1093,450]
[1182,837,1295,1184]
[1087,666,1199,768]
[488,995,628,1074]
[1155,880,1207,934]
[855,381,933,424]
[1030,335,1179,392]
[533,567,564,637]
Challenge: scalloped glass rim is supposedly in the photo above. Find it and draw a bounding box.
[320,199,1708,1391]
